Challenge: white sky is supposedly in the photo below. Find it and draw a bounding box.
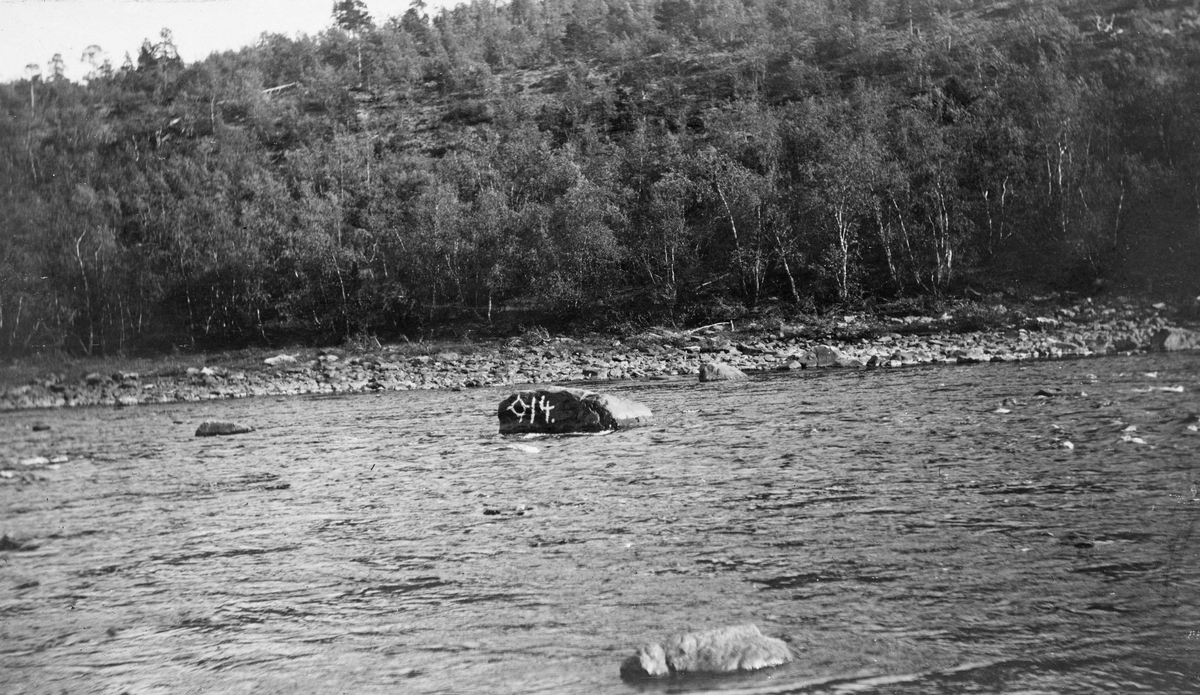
[0,0,464,83]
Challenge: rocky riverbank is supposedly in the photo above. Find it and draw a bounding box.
[3,295,1198,411]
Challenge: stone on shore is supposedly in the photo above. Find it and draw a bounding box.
[793,349,819,368]
[497,387,652,434]
[195,421,256,437]
[954,347,992,363]
[815,344,864,368]
[263,354,298,366]
[1150,327,1200,352]
[699,362,748,382]
[620,624,792,679]
[582,366,609,380]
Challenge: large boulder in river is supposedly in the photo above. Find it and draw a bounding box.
[620,624,792,680]
[1150,327,1200,352]
[497,387,652,434]
[699,362,748,382]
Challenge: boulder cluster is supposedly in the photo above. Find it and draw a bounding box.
[3,300,1197,411]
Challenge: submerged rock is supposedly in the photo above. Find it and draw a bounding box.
[620,624,792,680]
[497,387,652,434]
[699,362,748,382]
[0,534,33,551]
[195,421,256,437]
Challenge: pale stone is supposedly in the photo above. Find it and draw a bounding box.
[815,344,863,367]
[1150,327,1200,352]
[699,362,748,382]
[620,624,792,680]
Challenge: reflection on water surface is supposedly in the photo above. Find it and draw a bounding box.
[2,353,1198,694]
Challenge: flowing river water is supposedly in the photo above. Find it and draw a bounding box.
[2,353,1199,694]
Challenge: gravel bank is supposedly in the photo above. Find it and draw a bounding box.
[3,297,1197,411]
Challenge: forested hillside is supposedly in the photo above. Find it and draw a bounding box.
[3,0,1199,356]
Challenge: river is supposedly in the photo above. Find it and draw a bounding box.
[2,353,1198,694]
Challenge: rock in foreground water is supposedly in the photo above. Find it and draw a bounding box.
[497,387,652,434]
[620,624,792,679]
[195,421,255,437]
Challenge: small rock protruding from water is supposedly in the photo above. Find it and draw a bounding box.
[619,624,792,680]
[195,421,256,437]
[497,386,652,434]
[699,362,748,382]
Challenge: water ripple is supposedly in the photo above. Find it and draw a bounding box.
[2,353,1198,693]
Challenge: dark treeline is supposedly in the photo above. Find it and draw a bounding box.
[3,0,1199,356]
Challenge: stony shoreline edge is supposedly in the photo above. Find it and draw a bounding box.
[3,297,1198,412]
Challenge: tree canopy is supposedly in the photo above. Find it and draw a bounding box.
[2,0,1198,356]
